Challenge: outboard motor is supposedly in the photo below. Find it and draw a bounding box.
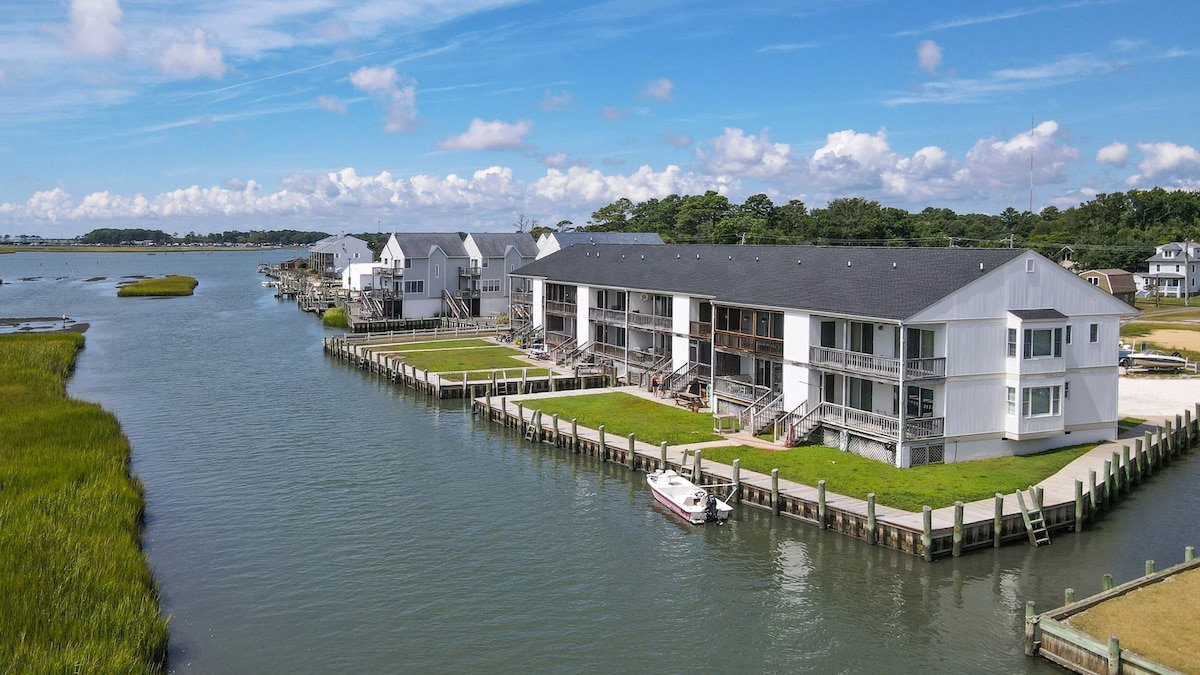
[705,495,720,523]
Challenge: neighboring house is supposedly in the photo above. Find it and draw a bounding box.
[309,234,373,277]
[510,245,1137,468]
[1142,241,1200,298]
[341,262,384,292]
[534,231,665,260]
[1079,269,1138,306]
[463,233,539,318]
[373,232,538,319]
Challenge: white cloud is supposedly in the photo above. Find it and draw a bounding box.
[639,77,674,103]
[66,0,126,57]
[318,95,347,115]
[528,165,721,205]
[958,120,1080,188]
[350,66,420,133]
[697,128,791,179]
[1096,142,1130,167]
[24,188,76,222]
[154,28,226,79]
[1125,141,1200,186]
[663,130,693,148]
[917,40,942,74]
[438,119,532,151]
[540,89,573,111]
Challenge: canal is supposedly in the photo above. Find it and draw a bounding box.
[2,250,1197,673]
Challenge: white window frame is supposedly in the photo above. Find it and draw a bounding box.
[1023,327,1062,359]
[1022,386,1061,418]
[1089,323,1099,343]
[1007,387,1016,416]
[481,279,501,293]
[403,279,424,294]
[1007,328,1017,358]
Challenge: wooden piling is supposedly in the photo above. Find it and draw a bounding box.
[866,493,877,545]
[1121,445,1131,489]
[818,480,827,529]
[1102,573,1114,591]
[659,442,667,470]
[571,418,579,452]
[952,501,963,557]
[731,459,741,504]
[1074,479,1084,533]
[516,402,525,434]
[1110,452,1121,496]
[598,424,607,462]
[694,450,703,484]
[771,469,780,516]
[1024,601,1037,656]
[1187,546,1196,562]
[1107,636,1120,675]
[922,506,933,562]
[552,414,559,445]
[1064,588,1075,604]
[1102,459,1112,507]
[1145,560,1155,576]
[627,433,636,470]
[1145,431,1155,473]
[993,493,1003,548]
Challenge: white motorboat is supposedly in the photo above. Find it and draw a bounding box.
[1121,349,1187,371]
[646,469,733,524]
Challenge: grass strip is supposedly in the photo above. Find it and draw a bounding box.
[701,443,1094,512]
[374,338,495,352]
[392,345,539,374]
[0,332,168,672]
[523,392,720,446]
[117,275,198,297]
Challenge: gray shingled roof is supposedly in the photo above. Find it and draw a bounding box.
[513,244,1027,320]
[311,234,367,254]
[550,232,665,246]
[470,232,539,257]
[392,233,468,258]
[1009,309,1068,320]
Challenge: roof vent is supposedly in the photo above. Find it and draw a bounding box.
[755,256,759,262]
[622,254,626,259]
[696,253,700,259]
[797,260,801,265]
[892,262,897,269]
[728,255,732,261]
[847,260,852,267]
[677,254,681,259]
[980,262,985,270]
[640,254,644,260]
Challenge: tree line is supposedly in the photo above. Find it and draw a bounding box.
[531,188,1200,272]
[77,229,330,246]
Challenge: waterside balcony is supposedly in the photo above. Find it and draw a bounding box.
[713,331,784,358]
[809,346,946,381]
[459,266,481,277]
[809,402,944,442]
[546,300,577,316]
[627,311,672,332]
[510,289,532,305]
[712,375,773,404]
[589,307,627,325]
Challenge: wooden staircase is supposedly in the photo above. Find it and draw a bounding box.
[1016,487,1051,547]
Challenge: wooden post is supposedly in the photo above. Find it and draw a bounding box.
[1107,636,1121,675]
[1110,452,1121,496]
[953,501,964,557]
[552,414,559,446]
[598,424,607,462]
[491,370,497,395]
[627,433,636,470]
[1134,438,1144,482]
[1074,479,1084,533]
[818,480,827,530]
[1102,459,1112,508]
[1186,408,1193,447]
[1024,601,1037,656]
[660,442,668,470]
[994,493,1004,548]
[1166,420,1175,457]
[1145,431,1155,473]
[1122,445,1132,489]
[1064,588,1075,604]
[1156,425,1164,461]
[521,368,528,394]
[485,390,491,415]
[771,469,780,516]
[1187,546,1196,562]
[922,506,933,562]
[516,402,525,434]
[694,450,703,484]
[1102,573,1114,591]
[731,459,741,504]
[571,418,579,453]
[866,493,877,545]
[501,396,507,426]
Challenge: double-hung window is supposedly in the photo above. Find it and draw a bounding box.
[1022,386,1061,417]
[1007,328,1017,357]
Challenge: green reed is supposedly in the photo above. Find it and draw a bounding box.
[0,332,169,673]
[116,275,198,297]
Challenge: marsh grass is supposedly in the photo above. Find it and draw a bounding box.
[117,275,198,297]
[700,442,1094,511]
[322,307,349,328]
[0,333,168,672]
[524,392,720,445]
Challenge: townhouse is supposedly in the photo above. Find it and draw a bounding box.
[509,244,1137,467]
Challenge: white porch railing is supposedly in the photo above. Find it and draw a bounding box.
[809,345,946,380]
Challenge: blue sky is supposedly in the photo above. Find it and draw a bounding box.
[2,0,1198,237]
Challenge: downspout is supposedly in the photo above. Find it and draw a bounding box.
[897,321,907,468]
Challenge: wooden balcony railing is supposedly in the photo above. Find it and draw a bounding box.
[811,402,944,442]
[593,342,625,358]
[712,376,772,403]
[510,290,532,305]
[627,312,672,332]
[589,307,627,325]
[546,300,577,316]
[713,330,784,358]
[809,346,946,381]
[689,321,712,339]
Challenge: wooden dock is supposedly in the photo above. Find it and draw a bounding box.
[1026,548,1199,674]
[323,333,613,399]
[472,390,1199,561]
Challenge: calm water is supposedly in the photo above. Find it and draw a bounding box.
[2,251,1198,673]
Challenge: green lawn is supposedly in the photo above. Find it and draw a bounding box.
[116,274,198,296]
[375,338,496,352]
[701,443,1095,511]
[0,333,167,672]
[523,392,720,446]
[388,345,547,377]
